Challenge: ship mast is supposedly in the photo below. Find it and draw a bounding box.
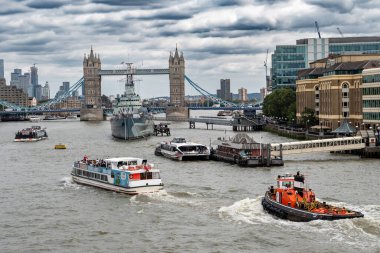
[124,62,135,96]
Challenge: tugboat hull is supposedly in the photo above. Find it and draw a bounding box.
[262,192,364,222]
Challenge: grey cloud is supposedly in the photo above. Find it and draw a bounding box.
[305,0,355,13]
[0,8,28,15]
[91,0,175,8]
[140,12,192,21]
[26,0,67,9]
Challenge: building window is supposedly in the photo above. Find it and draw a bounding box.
[343,92,348,98]
[343,102,349,108]
[343,112,349,118]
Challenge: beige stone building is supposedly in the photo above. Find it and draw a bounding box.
[0,78,29,107]
[238,87,248,102]
[296,54,380,130]
[52,96,81,110]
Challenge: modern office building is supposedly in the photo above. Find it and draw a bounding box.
[362,68,380,129]
[55,81,70,98]
[272,36,380,89]
[296,54,380,130]
[30,65,38,97]
[0,59,4,79]
[217,79,232,101]
[10,69,31,95]
[238,87,248,102]
[62,81,70,92]
[41,81,50,100]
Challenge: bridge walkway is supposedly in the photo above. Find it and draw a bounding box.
[271,136,365,156]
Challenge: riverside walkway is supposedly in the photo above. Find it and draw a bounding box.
[271,136,365,156]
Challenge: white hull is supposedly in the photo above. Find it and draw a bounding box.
[14,137,47,142]
[72,175,163,195]
[160,150,210,161]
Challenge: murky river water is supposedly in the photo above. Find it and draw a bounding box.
[0,111,379,253]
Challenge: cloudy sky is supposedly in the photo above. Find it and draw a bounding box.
[1,0,380,98]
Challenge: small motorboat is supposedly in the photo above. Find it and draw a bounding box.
[55,144,67,149]
[261,171,364,222]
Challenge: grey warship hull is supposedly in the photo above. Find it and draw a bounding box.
[110,116,154,140]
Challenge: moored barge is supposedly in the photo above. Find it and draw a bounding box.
[261,172,364,222]
[72,157,163,195]
[210,133,283,167]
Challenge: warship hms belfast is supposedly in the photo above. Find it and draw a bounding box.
[110,63,154,140]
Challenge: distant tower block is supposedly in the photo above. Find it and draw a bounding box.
[167,46,188,120]
[80,47,103,121]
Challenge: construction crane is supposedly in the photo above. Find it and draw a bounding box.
[315,21,321,39]
[264,49,269,87]
[337,27,344,37]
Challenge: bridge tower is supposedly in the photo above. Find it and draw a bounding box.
[80,47,103,121]
[167,46,188,120]
[169,46,185,106]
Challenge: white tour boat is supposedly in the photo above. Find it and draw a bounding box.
[155,137,210,161]
[71,157,163,195]
[14,126,48,142]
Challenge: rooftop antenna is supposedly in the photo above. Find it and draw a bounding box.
[337,27,344,37]
[314,21,321,39]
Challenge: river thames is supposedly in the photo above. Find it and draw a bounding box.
[0,112,379,253]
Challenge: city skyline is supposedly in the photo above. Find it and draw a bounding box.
[1,0,380,98]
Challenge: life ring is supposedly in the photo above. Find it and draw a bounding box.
[129,174,133,179]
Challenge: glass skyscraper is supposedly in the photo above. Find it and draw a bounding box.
[271,36,380,89]
[0,59,4,79]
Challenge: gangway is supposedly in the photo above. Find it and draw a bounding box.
[271,136,365,156]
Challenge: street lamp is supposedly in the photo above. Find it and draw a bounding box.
[320,120,323,136]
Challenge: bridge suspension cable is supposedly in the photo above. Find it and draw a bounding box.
[0,77,85,111]
[184,75,237,107]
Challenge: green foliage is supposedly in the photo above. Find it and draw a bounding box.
[263,87,296,121]
[300,107,318,127]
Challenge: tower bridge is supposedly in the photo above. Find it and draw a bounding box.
[81,47,185,121]
[0,46,238,120]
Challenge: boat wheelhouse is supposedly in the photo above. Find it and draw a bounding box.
[261,172,364,222]
[14,126,48,142]
[72,157,163,195]
[210,133,283,167]
[155,137,210,161]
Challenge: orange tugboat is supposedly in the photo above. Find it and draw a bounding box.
[262,172,364,222]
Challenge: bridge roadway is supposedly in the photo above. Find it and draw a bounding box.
[271,136,365,156]
[0,108,80,115]
[98,69,169,76]
[149,106,262,111]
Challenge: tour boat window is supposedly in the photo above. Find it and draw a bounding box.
[152,172,160,179]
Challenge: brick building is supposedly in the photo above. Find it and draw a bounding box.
[296,54,380,130]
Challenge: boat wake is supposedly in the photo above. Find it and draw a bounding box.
[59,176,82,190]
[130,190,199,206]
[219,197,380,249]
[218,197,272,225]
